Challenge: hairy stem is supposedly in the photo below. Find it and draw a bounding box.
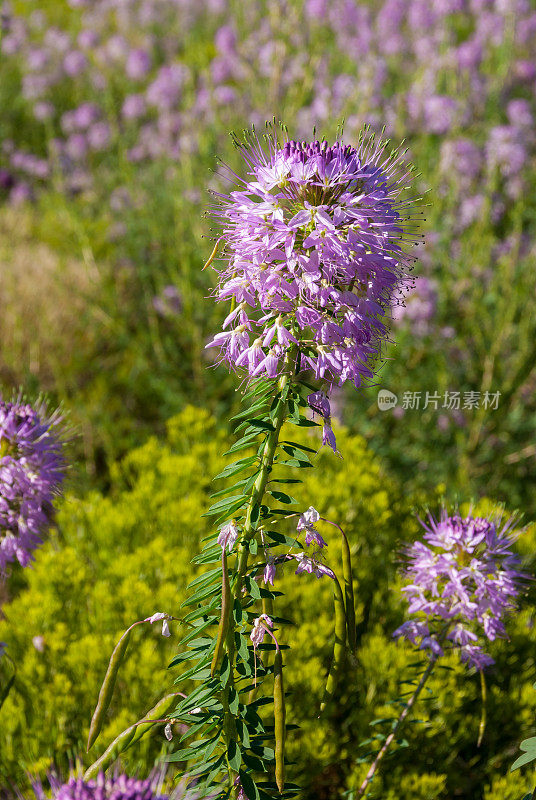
[356,656,437,798]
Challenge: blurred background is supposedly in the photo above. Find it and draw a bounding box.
[1,1,536,797]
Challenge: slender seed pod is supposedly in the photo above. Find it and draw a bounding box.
[340,528,356,655]
[202,237,222,271]
[320,575,347,713]
[87,626,135,751]
[84,693,181,780]
[211,547,231,677]
[273,647,286,794]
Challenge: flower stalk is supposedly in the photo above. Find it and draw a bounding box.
[356,655,438,797]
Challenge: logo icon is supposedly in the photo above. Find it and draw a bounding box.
[377,389,398,411]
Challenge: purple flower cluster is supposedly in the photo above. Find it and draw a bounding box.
[207,131,417,388]
[392,276,437,336]
[393,511,525,669]
[0,398,66,571]
[37,773,169,800]
[1,0,535,215]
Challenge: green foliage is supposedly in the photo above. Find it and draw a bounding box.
[0,407,535,799]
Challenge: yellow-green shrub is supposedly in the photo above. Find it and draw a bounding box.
[0,407,535,800]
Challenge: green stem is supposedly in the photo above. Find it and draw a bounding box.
[221,351,296,785]
[356,656,437,798]
[232,355,296,598]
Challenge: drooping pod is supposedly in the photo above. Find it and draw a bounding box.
[320,517,357,656]
[211,547,231,677]
[320,575,347,713]
[273,647,286,793]
[87,624,137,750]
[84,692,182,780]
[340,527,356,655]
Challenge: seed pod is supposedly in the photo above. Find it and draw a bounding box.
[84,692,181,780]
[320,575,346,713]
[210,547,231,677]
[340,528,356,655]
[273,648,286,794]
[202,238,222,271]
[87,627,133,751]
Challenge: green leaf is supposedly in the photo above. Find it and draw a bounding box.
[204,494,247,517]
[268,490,297,505]
[520,737,536,752]
[236,719,251,748]
[181,583,221,608]
[210,480,248,499]
[240,418,275,433]
[231,400,269,422]
[193,545,223,565]
[264,530,300,547]
[245,576,261,600]
[289,418,318,427]
[228,687,240,715]
[276,458,313,469]
[165,746,197,762]
[281,440,317,454]
[239,770,260,800]
[220,655,231,685]
[187,568,222,591]
[242,752,266,771]
[237,633,250,664]
[250,503,261,529]
[228,740,242,771]
[213,456,258,481]
[224,434,258,456]
[510,752,536,772]
[182,605,219,625]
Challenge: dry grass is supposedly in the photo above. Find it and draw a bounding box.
[0,205,100,394]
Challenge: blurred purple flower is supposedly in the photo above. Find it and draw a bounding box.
[214,25,237,55]
[459,194,484,229]
[126,48,152,81]
[440,138,483,181]
[486,125,527,177]
[423,95,459,135]
[33,101,54,121]
[153,285,182,317]
[77,29,99,49]
[393,510,525,669]
[506,99,533,128]
[87,122,111,151]
[63,50,88,77]
[146,64,187,110]
[48,773,169,800]
[392,277,437,335]
[65,134,88,161]
[122,94,147,120]
[0,396,66,571]
[72,103,100,130]
[9,182,32,205]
